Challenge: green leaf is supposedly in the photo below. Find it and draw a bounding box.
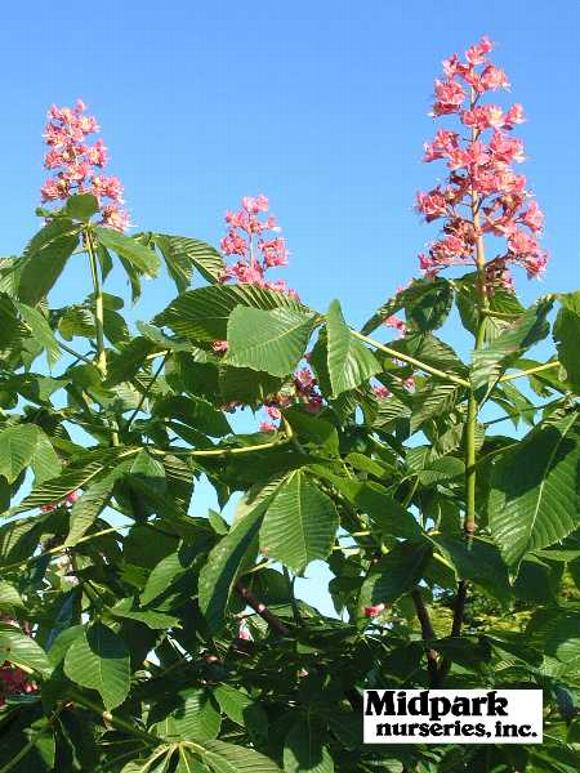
[110,598,179,629]
[150,688,221,741]
[359,540,433,611]
[66,467,125,546]
[456,273,525,342]
[0,581,24,610]
[199,479,282,632]
[15,302,61,367]
[325,300,380,397]
[64,622,131,710]
[283,716,334,773]
[553,291,580,392]
[18,219,80,305]
[471,298,554,392]
[360,277,452,336]
[260,471,339,573]
[392,332,467,378]
[213,685,256,726]
[140,547,194,606]
[526,605,580,666]
[154,395,231,437]
[153,234,225,290]
[156,284,307,342]
[226,306,316,377]
[29,427,62,485]
[410,382,460,433]
[489,413,580,572]
[0,622,51,675]
[0,424,40,483]
[195,739,281,773]
[64,194,100,222]
[94,226,160,277]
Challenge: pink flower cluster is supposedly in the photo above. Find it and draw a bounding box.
[0,665,37,708]
[259,367,323,431]
[41,100,129,231]
[214,195,323,428]
[0,620,37,708]
[417,37,548,284]
[219,195,295,296]
[40,490,79,513]
[364,602,391,618]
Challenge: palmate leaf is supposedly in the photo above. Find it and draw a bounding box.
[64,622,131,710]
[15,302,61,367]
[0,424,41,484]
[18,219,80,305]
[489,412,580,573]
[471,297,554,392]
[65,465,127,546]
[325,300,380,397]
[455,273,525,342]
[188,740,281,773]
[359,539,433,613]
[360,277,453,336]
[553,291,580,392]
[153,234,225,290]
[225,306,316,377]
[198,478,283,632]
[0,622,51,676]
[149,688,221,741]
[155,284,309,342]
[94,226,160,278]
[259,470,339,573]
[12,447,136,514]
[283,715,334,773]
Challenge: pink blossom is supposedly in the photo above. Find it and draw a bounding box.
[432,79,465,115]
[416,189,448,221]
[242,194,269,214]
[384,315,407,335]
[373,385,391,399]
[402,376,416,392]
[504,103,525,129]
[520,201,544,232]
[480,64,510,91]
[265,405,282,421]
[364,602,387,618]
[259,422,277,432]
[212,339,229,354]
[465,35,493,66]
[260,237,288,267]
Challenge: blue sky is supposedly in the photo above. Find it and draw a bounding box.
[2,2,579,614]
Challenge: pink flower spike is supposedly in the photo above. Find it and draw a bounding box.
[373,385,391,399]
[259,422,277,433]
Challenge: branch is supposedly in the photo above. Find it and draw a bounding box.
[235,581,290,636]
[411,589,439,687]
[437,579,468,685]
[352,330,470,388]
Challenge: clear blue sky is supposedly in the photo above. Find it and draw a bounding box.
[2,2,579,614]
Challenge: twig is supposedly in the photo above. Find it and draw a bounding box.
[437,579,468,685]
[235,581,290,636]
[411,589,439,687]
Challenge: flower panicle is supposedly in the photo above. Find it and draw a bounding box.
[417,36,548,287]
[40,98,129,231]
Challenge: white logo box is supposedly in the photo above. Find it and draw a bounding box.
[363,689,543,744]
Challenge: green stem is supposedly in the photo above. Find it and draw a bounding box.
[69,689,159,747]
[498,361,559,383]
[86,229,106,378]
[86,227,120,445]
[352,330,469,387]
[124,353,168,432]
